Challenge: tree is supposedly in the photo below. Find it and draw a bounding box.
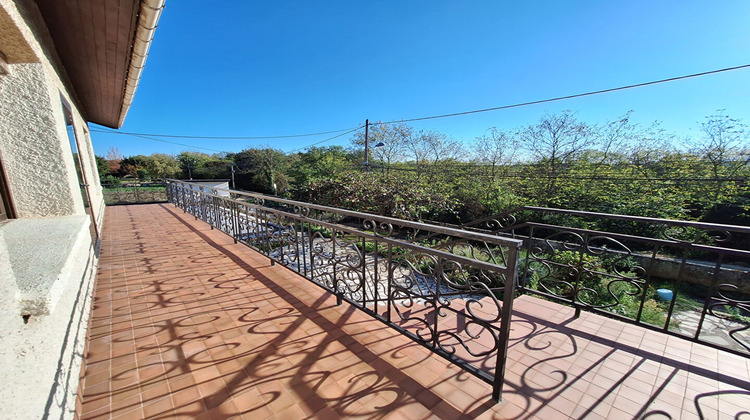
[233,148,290,194]
[404,130,430,173]
[351,122,411,172]
[405,130,465,179]
[300,172,457,221]
[119,155,150,178]
[472,127,519,180]
[143,154,181,179]
[105,146,123,160]
[690,112,750,215]
[288,146,355,188]
[694,113,749,180]
[177,151,212,179]
[95,155,111,179]
[520,111,593,205]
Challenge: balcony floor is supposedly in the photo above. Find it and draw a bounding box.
[79,204,750,419]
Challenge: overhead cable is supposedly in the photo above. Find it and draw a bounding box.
[288,127,364,152]
[120,133,230,154]
[93,62,750,152]
[372,63,750,126]
[89,125,361,140]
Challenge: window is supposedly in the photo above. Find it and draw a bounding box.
[0,156,14,221]
[62,97,98,238]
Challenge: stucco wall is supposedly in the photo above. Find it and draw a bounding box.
[0,0,105,221]
[0,0,106,418]
[0,218,96,419]
[0,62,82,217]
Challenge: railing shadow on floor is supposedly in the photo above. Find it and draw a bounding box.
[165,179,524,402]
[88,204,501,418]
[431,205,750,358]
[88,203,750,419]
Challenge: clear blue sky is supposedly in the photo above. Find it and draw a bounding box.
[91,1,750,157]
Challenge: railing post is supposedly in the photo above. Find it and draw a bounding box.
[180,183,185,209]
[231,200,238,244]
[571,235,586,319]
[333,228,342,306]
[696,253,725,339]
[386,243,393,322]
[492,242,520,402]
[209,194,215,229]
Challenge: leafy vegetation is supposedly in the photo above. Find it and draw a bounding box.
[524,249,668,326]
[96,111,749,229]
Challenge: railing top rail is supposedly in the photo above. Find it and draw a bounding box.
[524,222,750,258]
[272,208,516,273]
[447,205,750,235]
[166,179,523,248]
[522,206,750,234]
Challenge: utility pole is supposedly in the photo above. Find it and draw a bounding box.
[230,164,236,189]
[364,119,370,172]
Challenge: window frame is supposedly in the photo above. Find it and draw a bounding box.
[0,152,16,221]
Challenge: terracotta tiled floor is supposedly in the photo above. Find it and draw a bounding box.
[79,204,750,419]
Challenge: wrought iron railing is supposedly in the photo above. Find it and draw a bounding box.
[102,180,167,205]
[166,179,522,401]
[442,206,750,357]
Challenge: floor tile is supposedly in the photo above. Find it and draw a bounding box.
[78,204,750,420]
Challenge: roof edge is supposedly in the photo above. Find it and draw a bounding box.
[116,0,165,128]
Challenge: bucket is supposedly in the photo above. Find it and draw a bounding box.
[656,289,673,301]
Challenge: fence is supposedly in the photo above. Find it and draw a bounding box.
[447,206,750,357]
[102,180,167,205]
[166,179,522,401]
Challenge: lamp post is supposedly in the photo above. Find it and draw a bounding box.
[364,119,371,172]
[364,119,385,172]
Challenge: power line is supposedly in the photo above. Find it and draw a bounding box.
[120,133,230,154]
[93,63,750,153]
[371,63,750,126]
[292,63,750,150]
[288,127,364,152]
[89,126,361,140]
[366,164,749,182]
[94,126,363,155]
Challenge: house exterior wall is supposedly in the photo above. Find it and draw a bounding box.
[0,0,106,418]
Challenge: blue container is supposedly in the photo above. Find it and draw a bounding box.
[656,289,673,301]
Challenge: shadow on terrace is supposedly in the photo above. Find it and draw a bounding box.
[79,184,750,419]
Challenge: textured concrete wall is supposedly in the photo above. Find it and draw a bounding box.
[0,218,96,419]
[0,62,82,217]
[0,0,106,418]
[0,0,105,220]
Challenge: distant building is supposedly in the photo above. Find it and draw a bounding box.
[0,0,163,418]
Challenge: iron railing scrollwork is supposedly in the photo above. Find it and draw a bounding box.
[449,206,750,357]
[102,180,167,205]
[166,179,523,402]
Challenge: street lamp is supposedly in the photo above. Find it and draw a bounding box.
[364,119,385,172]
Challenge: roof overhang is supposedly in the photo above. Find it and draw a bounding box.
[35,0,164,128]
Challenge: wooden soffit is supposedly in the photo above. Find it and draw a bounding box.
[36,0,140,128]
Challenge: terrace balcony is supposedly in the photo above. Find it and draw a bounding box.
[78,182,750,419]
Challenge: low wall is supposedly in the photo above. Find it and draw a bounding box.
[0,217,98,419]
[524,237,750,294]
[185,179,230,197]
